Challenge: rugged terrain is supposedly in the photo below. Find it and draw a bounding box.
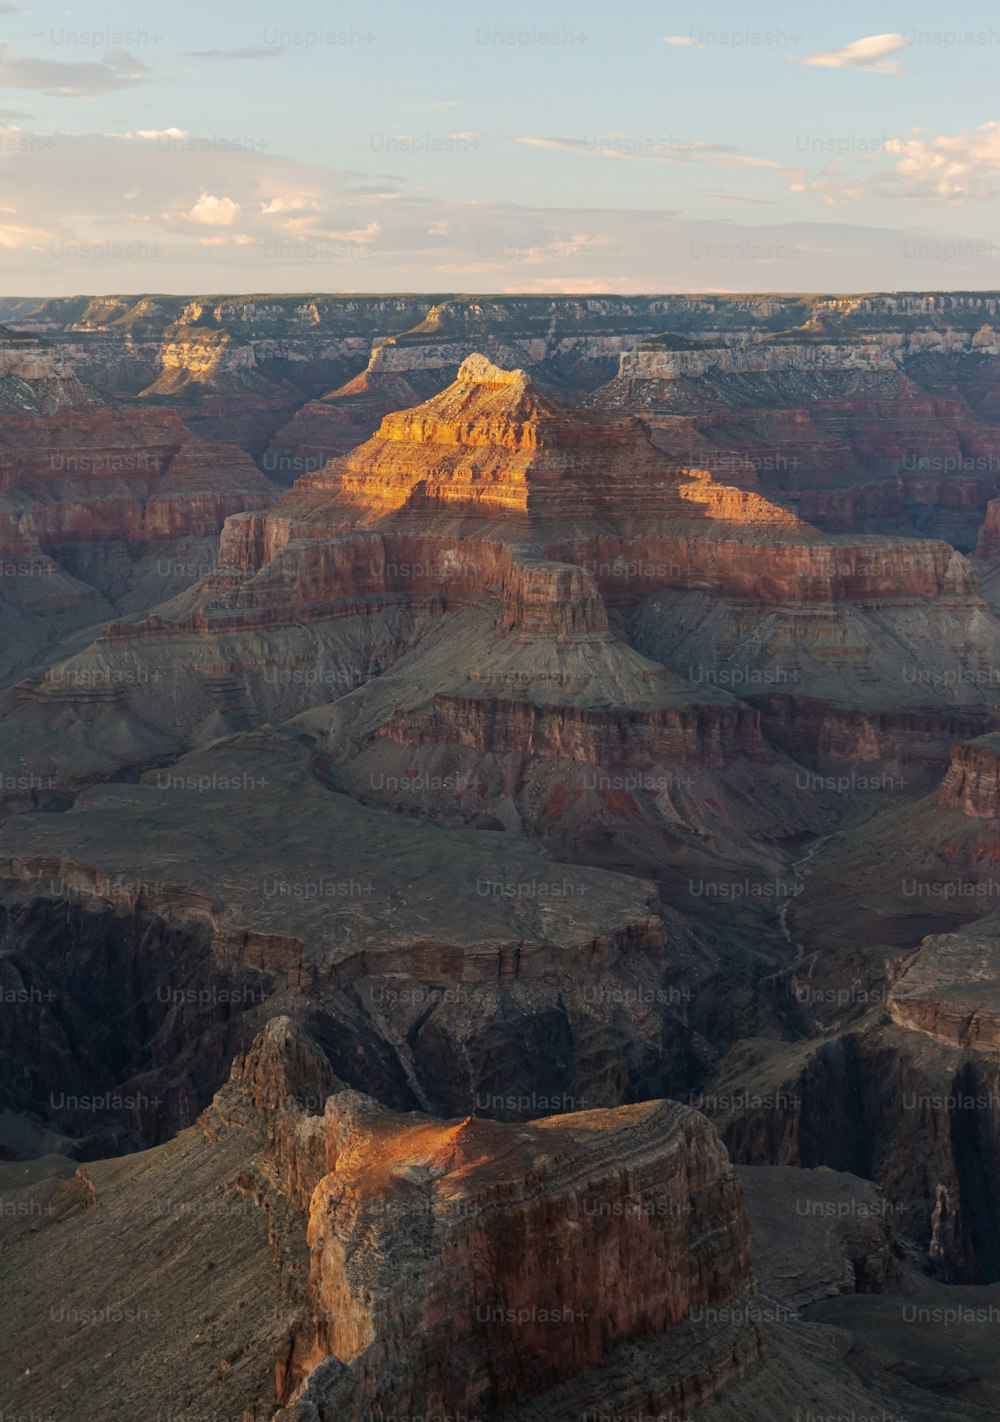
[4,292,1000,1419]
[0,324,276,688]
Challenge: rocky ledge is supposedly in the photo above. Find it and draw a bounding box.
[207,1018,759,1421]
[889,926,1000,1051]
[938,734,1000,818]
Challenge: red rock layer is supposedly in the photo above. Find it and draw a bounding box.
[0,406,275,555]
[595,326,1000,538]
[752,699,996,784]
[383,693,767,769]
[300,1093,754,1413]
[207,1019,757,1420]
[554,531,970,608]
[201,1023,756,1422]
[975,499,1000,557]
[938,735,1000,817]
[103,536,613,643]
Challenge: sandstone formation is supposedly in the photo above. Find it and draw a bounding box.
[0,326,277,686]
[251,1054,759,1418]
[889,927,1000,1051]
[593,295,1000,548]
[7,294,1000,1421]
[939,734,1000,817]
[4,1014,984,1422]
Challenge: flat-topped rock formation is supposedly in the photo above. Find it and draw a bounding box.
[0,733,665,987]
[202,1017,759,1420]
[0,1012,987,1422]
[292,1092,756,1417]
[889,927,1000,1050]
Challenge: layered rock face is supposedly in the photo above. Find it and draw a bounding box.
[0,324,274,550]
[1,412,273,547]
[7,294,723,461]
[5,361,830,908]
[262,297,688,476]
[13,295,1000,1420]
[295,1093,756,1417]
[0,325,278,685]
[381,691,767,769]
[288,354,714,532]
[207,1018,759,1421]
[0,327,105,415]
[594,297,1000,547]
[939,734,1000,817]
[889,928,1000,1051]
[3,295,440,457]
[6,294,437,399]
[7,352,998,828]
[0,1012,987,1422]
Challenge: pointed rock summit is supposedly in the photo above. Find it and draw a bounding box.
[290,351,696,528]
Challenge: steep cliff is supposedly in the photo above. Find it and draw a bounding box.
[594,301,1000,547]
[202,1017,760,1421]
[939,734,1000,817]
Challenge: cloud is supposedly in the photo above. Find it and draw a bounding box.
[0,214,60,248]
[883,121,1000,202]
[2,122,999,294]
[0,105,30,120]
[108,127,188,141]
[0,43,149,96]
[0,3,22,11]
[662,35,702,47]
[185,46,285,60]
[791,33,907,74]
[259,195,322,215]
[185,193,241,226]
[316,222,381,243]
[790,121,1000,205]
[513,134,782,170]
[698,191,778,206]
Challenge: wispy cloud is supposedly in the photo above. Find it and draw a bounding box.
[662,35,702,47]
[0,43,149,96]
[791,33,907,74]
[697,191,778,206]
[513,134,782,171]
[2,122,998,292]
[185,47,285,60]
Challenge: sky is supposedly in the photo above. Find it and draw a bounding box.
[1,0,1000,294]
